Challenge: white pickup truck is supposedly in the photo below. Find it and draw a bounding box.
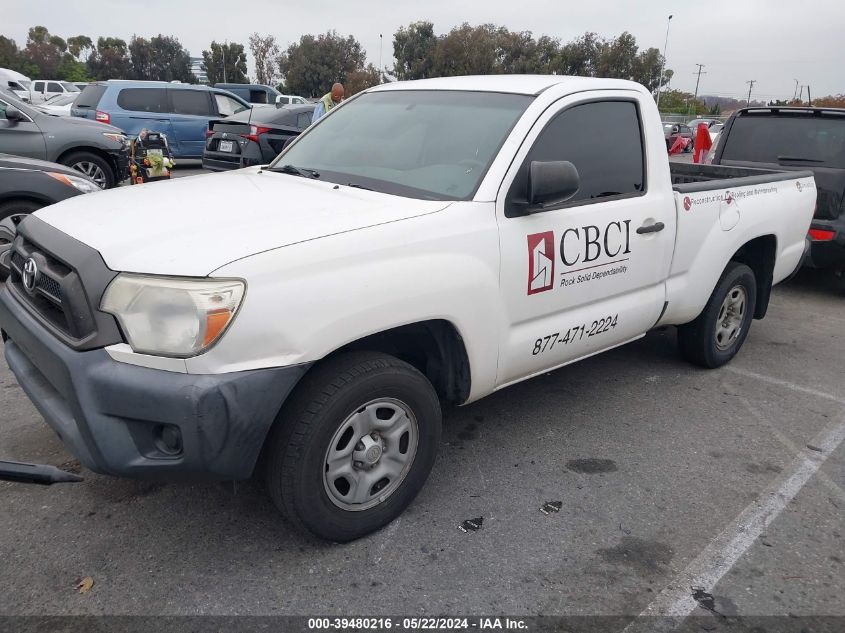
[0,76,816,541]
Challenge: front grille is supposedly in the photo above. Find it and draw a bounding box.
[7,217,123,350]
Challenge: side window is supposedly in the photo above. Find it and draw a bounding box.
[32,81,44,93]
[0,100,7,119]
[47,82,63,93]
[170,89,212,116]
[117,88,167,113]
[506,100,645,214]
[296,112,312,129]
[214,93,246,116]
[249,89,268,104]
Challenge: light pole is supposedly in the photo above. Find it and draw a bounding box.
[222,41,227,84]
[655,14,673,110]
[379,34,383,82]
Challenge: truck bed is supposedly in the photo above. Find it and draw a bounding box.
[670,162,813,192]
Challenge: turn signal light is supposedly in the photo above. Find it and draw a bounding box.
[808,228,836,242]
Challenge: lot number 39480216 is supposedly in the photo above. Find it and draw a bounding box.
[532,315,619,355]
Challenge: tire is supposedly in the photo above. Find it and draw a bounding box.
[265,351,442,542]
[678,262,757,368]
[0,199,43,220]
[59,151,114,189]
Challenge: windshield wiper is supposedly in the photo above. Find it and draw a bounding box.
[270,164,320,178]
[344,182,374,191]
[777,155,824,163]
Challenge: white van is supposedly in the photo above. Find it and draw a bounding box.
[0,68,32,102]
[28,79,80,104]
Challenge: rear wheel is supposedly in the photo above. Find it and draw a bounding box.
[678,262,757,368]
[265,352,442,542]
[60,151,114,189]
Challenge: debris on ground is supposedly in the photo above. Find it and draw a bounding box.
[540,501,562,515]
[75,577,94,594]
[458,517,483,532]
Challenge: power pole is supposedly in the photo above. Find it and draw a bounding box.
[807,85,812,106]
[688,64,706,117]
[792,79,799,101]
[379,34,383,83]
[745,80,756,107]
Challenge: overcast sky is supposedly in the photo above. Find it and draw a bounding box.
[5,0,843,99]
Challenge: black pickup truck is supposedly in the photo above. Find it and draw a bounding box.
[712,107,845,274]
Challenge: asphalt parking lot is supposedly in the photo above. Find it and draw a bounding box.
[0,256,843,623]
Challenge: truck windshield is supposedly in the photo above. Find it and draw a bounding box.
[721,113,845,168]
[271,90,533,200]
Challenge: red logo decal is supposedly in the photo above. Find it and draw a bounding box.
[725,191,734,205]
[683,196,692,211]
[527,232,555,295]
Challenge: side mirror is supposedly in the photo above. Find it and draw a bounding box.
[527,160,580,211]
[4,105,24,122]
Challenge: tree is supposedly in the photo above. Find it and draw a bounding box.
[130,35,195,82]
[0,36,21,71]
[557,32,604,76]
[631,47,664,93]
[67,35,94,61]
[596,31,638,79]
[812,94,845,108]
[24,26,66,78]
[345,64,382,95]
[87,37,131,80]
[278,31,366,97]
[202,41,248,85]
[432,23,503,77]
[657,89,706,115]
[57,56,91,82]
[249,33,279,86]
[392,21,437,80]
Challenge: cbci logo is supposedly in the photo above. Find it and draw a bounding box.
[527,232,555,295]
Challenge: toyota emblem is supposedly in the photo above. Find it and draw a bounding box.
[22,257,38,293]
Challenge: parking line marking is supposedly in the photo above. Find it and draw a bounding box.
[740,398,845,506]
[622,412,845,632]
[724,365,845,405]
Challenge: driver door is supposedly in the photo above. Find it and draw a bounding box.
[495,94,675,388]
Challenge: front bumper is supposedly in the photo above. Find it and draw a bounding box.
[106,147,131,182]
[0,286,308,480]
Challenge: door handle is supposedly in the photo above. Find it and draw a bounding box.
[636,221,665,235]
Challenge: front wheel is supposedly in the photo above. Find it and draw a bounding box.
[60,151,115,189]
[265,352,442,542]
[678,262,757,368]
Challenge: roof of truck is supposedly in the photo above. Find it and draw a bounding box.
[369,75,645,96]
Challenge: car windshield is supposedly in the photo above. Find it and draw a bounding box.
[271,90,533,200]
[61,82,80,92]
[721,113,845,168]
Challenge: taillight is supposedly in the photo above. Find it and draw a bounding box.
[241,125,272,143]
[95,110,110,124]
[205,128,215,138]
[808,228,836,242]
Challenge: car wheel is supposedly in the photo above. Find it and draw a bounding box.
[0,199,43,220]
[265,351,442,542]
[678,262,757,368]
[60,152,114,189]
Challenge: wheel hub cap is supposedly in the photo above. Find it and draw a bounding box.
[715,285,747,351]
[323,398,419,511]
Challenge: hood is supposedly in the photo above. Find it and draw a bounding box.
[34,168,450,276]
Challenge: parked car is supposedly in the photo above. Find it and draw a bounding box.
[214,83,282,107]
[36,93,77,116]
[0,91,129,188]
[276,94,308,105]
[202,104,315,171]
[712,106,845,273]
[0,68,32,102]
[0,76,816,542]
[0,152,100,218]
[663,122,694,152]
[71,81,252,158]
[29,80,80,105]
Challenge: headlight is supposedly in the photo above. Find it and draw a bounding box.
[103,132,128,146]
[101,274,245,357]
[46,172,102,194]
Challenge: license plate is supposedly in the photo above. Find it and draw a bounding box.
[218,140,234,153]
